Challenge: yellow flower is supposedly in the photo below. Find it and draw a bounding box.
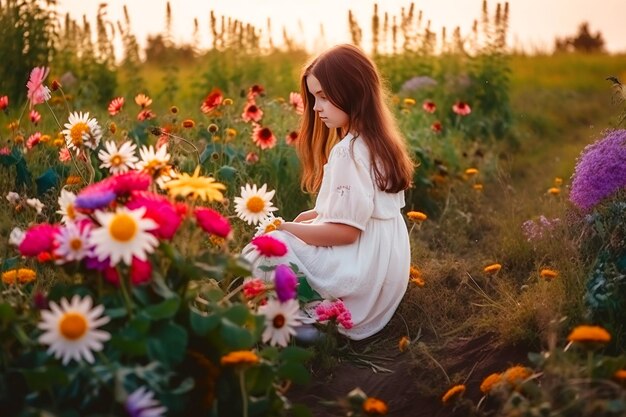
[554,177,563,186]
[503,365,532,385]
[398,336,410,352]
[53,138,65,147]
[442,384,465,405]
[2,268,36,285]
[40,134,51,143]
[483,263,502,275]
[480,373,501,394]
[163,166,226,202]
[225,128,237,140]
[403,98,416,106]
[220,350,259,366]
[363,397,388,414]
[465,168,479,176]
[473,183,484,191]
[567,325,611,344]
[407,211,427,222]
[547,187,560,195]
[540,269,559,280]
[66,175,82,185]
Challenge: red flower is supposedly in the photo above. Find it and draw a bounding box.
[108,97,125,116]
[201,88,223,114]
[285,130,298,145]
[195,207,232,238]
[0,95,8,111]
[431,121,442,133]
[251,235,287,257]
[242,102,263,123]
[243,278,266,299]
[246,152,259,164]
[247,84,265,100]
[452,101,471,116]
[137,109,156,121]
[422,100,436,113]
[29,110,41,124]
[252,125,277,150]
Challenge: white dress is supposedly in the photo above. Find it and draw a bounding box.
[244,133,410,340]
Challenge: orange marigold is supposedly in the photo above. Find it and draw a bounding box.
[480,373,502,394]
[465,168,479,176]
[441,384,465,404]
[220,350,259,366]
[363,397,388,415]
[540,269,559,280]
[503,365,532,385]
[483,263,502,274]
[614,369,626,381]
[473,183,484,191]
[406,211,427,222]
[398,336,410,352]
[567,325,611,344]
[547,187,560,195]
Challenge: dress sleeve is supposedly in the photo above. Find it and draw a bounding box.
[315,146,375,231]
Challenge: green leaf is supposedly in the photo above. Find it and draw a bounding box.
[217,165,237,181]
[223,304,251,326]
[35,168,60,196]
[190,310,220,335]
[0,303,16,322]
[277,362,310,385]
[290,404,313,417]
[15,157,32,190]
[297,276,322,303]
[144,296,181,320]
[279,346,314,363]
[147,321,188,366]
[220,317,254,349]
[21,366,69,391]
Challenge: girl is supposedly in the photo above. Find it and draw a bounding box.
[245,44,414,340]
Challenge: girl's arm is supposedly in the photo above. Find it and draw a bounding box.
[293,209,318,223]
[278,221,360,246]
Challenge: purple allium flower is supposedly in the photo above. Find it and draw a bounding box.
[125,386,166,417]
[274,264,298,302]
[570,129,626,211]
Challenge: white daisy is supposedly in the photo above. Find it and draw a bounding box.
[98,140,138,174]
[136,145,171,177]
[57,189,85,224]
[125,386,167,417]
[54,222,93,263]
[234,183,278,225]
[38,295,110,365]
[254,213,284,237]
[259,298,302,347]
[26,197,44,214]
[90,206,159,266]
[62,111,103,153]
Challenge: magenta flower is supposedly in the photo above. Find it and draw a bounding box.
[251,235,287,257]
[274,264,298,302]
[315,299,353,329]
[194,207,231,238]
[26,67,51,108]
[18,223,59,257]
[108,97,125,116]
[105,171,152,196]
[127,191,181,240]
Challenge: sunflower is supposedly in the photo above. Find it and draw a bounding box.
[163,166,226,202]
[234,183,278,225]
[38,295,110,365]
[98,140,138,174]
[62,111,103,153]
[259,298,301,347]
[89,206,159,266]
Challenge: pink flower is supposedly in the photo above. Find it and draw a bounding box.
[104,257,153,286]
[241,102,263,123]
[59,147,71,162]
[315,299,353,329]
[26,67,51,108]
[243,278,266,299]
[0,147,10,155]
[251,235,287,257]
[194,207,231,238]
[252,125,277,150]
[26,132,42,150]
[285,131,298,146]
[29,110,41,125]
[105,171,152,196]
[0,95,8,111]
[422,100,436,113]
[274,264,298,302]
[127,191,181,240]
[200,88,223,114]
[247,84,265,100]
[18,223,59,257]
[137,109,156,121]
[245,152,259,164]
[108,97,125,116]
[289,92,304,114]
[452,101,471,116]
[431,121,442,133]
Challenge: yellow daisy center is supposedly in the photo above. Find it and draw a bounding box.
[110,154,123,166]
[69,238,83,251]
[273,313,285,329]
[109,213,137,242]
[66,203,76,220]
[59,312,88,340]
[246,196,265,213]
[264,224,277,233]
[70,122,89,146]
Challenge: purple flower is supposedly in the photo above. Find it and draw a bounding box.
[570,129,626,211]
[75,191,116,210]
[125,386,166,417]
[274,264,298,302]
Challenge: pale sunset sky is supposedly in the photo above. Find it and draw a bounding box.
[56,0,626,55]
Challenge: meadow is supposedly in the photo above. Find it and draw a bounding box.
[2,1,626,416]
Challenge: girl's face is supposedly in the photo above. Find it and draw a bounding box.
[306,74,349,131]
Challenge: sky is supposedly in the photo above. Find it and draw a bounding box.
[55,0,626,55]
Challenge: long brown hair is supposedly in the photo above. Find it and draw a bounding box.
[296,44,415,194]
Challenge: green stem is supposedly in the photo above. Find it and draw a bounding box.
[239,369,249,417]
[118,268,134,319]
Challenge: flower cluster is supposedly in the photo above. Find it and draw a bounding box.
[315,299,353,329]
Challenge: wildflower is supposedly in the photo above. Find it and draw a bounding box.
[567,325,611,344]
[243,278,266,299]
[0,95,8,111]
[6,191,20,204]
[62,111,103,153]
[26,132,42,150]
[248,84,265,100]
[242,102,263,123]
[569,129,626,210]
[251,235,287,257]
[18,224,58,257]
[194,207,232,238]
[245,152,259,164]
[223,98,233,106]
[441,384,465,405]
[234,183,278,225]
[58,148,71,162]
[480,373,502,394]
[137,109,156,121]
[547,187,560,195]
[26,66,51,108]
[29,110,41,124]
[473,183,484,191]
[9,227,25,247]
[50,79,61,91]
[163,166,226,202]
[422,100,436,113]
[74,180,117,210]
[363,397,388,415]
[125,386,167,417]
[289,92,304,114]
[274,264,298,302]
[98,140,138,174]
[126,191,181,240]
[90,206,159,266]
[252,125,277,150]
[254,214,284,237]
[259,298,301,347]
[465,168,479,176]
[483,263,502,274]
[540,269,559,280]
[107,97,124,116]
[182,119,195,129]
[134,93,152,108]
[403,97,416,107]
[406,211,427,222]
[2,268,36,285]
[220,350,260,366]
[207,123,219,133]
[398,336,410,352]
[168,106,178,114]
[503,365,532,385]
[136,144,171,176]
[38,295,110,365]
[225,127,237,140]
[201,88,223,114]
[285,130,298,145]
[65,174,82,184]
[315,299,353,329]
[613,369,626,381]
[54,221,93,263]
[7,120,18,131]
[452,101,471,116]
[554,177,563,186]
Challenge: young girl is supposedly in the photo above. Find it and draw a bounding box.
[244,44,414,340]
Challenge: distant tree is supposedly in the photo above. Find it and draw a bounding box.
[554,22,605,53]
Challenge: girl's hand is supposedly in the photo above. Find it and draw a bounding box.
[293,209,318,223]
